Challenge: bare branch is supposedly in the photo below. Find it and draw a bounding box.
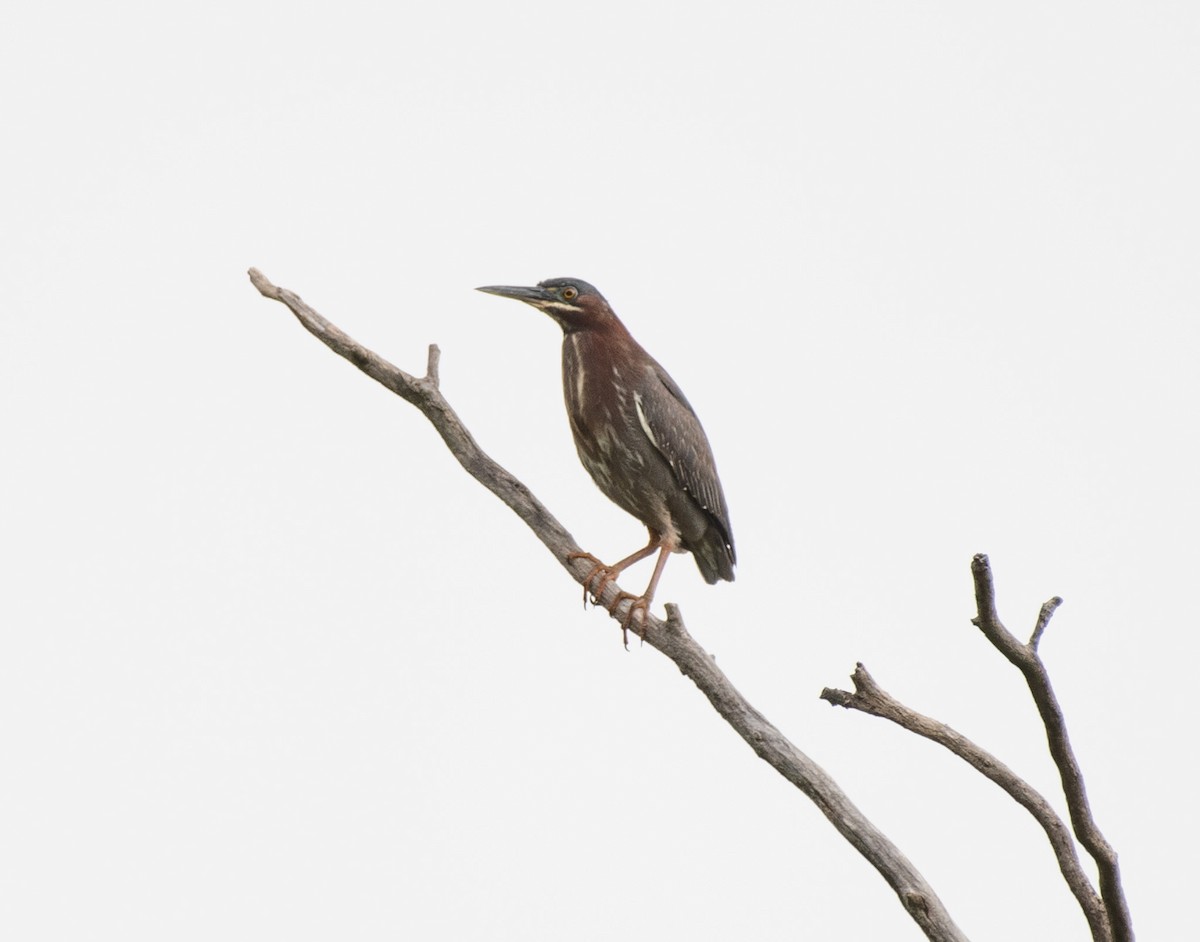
[822,664,1110,942]
[1031,596,1063,651]
[248,268,580,576]
[425,343,441,388]
[249,268,969,942]
[969,554,1133,942]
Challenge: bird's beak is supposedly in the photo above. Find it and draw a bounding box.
[475,284,552,306]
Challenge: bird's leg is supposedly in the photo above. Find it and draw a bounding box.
[567,537,661,608]
[611,541,674,648]
[588,540,661,602]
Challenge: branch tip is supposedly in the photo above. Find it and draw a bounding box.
[820,687,852,707]
[850,662,880,696]
[426,344,441,387]
[970,553,1000,630]
[1031,596,1064,650]
[247,267,280,299]
[663,602,686,635]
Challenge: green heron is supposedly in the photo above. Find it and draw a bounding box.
[477,278,735,643]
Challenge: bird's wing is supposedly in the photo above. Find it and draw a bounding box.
[635,360,735,550]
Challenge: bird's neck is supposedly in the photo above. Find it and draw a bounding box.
[562,320,639,374]
[561,321,647,427]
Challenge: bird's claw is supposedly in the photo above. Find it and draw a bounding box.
[566,551,650,648]
[613,592,650,649]
[619,595,648,648]
[567,551,616,608]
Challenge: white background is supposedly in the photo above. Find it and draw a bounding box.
[2,3,1195,939]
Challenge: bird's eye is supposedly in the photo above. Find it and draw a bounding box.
[562,286,578,301]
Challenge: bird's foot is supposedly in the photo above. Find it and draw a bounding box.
[612,592,650,649]
[567,551,618,608]
[567,551,650,648]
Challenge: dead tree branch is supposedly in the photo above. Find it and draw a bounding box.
[970,555,1133,942]
[247,268,967,942]
[821,665,1111,942]
[822,557,1133,941]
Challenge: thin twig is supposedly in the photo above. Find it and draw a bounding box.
[425,343,441,388]
[822,664,1110,942]
[970,554,1133,942]
[1031,596,1063,651]
[248,267,969,942]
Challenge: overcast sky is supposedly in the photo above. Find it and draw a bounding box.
[2,3,1196,939]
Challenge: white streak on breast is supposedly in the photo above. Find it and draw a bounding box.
[567,334,586,405]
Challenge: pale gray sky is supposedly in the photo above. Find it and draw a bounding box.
[2,3,1196,939]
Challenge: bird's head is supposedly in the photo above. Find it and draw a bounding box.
[476,277,618,334]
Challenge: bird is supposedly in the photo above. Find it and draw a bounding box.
[476,278,735,644]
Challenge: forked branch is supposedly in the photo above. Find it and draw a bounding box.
[821,665,1111,941]
[970,555,1132,942]
[247,268,967,941]
[822,558,1133,942]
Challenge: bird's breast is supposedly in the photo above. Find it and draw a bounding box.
[562,332,638,453]
[561,331,678,534]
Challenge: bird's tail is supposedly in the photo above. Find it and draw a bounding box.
[691,528,736,584]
